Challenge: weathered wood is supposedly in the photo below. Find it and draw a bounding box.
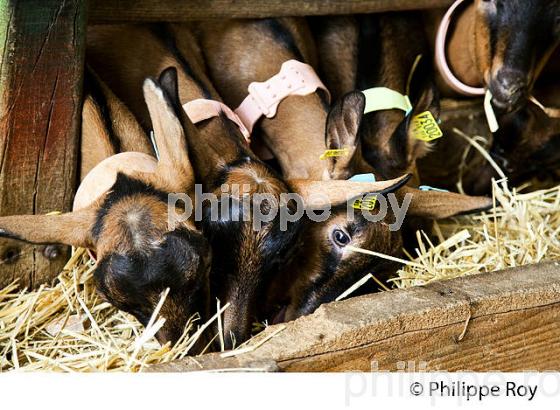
[90,0,454,23]
[151,262,560,372]
[0,0,88,288]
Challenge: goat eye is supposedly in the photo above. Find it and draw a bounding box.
[332,229,351,247]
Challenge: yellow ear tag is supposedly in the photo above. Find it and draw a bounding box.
[352,195,377,211]
[320,148,349,160]
[411,111,444,142]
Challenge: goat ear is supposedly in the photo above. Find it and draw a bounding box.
[399,186,492,219]
[143,68,195,192]
[0,207,97,249]
[289,174,411,208]
[157,67,200,140]
[325,91,365,178]
[385,82,440,174]
[74,152,158,211]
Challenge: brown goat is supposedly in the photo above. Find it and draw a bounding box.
[428,0,560,113]
[0,71,211,347]
[313,13,440,181]
[416,0,560,193]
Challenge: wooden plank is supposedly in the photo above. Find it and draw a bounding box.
[89,0,454,23]
[151,262,560,372]
[0,0,88,288]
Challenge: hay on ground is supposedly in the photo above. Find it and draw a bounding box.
[1,131,559,371]
[0,249,225,372]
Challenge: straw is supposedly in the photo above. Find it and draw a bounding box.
[0,249,223,372]
[336,273,375,301]
[1,130,559,371]
[392,131,560,288]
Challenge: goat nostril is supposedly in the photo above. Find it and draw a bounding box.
[2,247,20,264]
[42,245,62,261]
[495,71,527,95]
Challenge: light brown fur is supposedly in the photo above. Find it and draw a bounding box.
[196,19,332,180]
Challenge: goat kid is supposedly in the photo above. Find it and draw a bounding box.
[423,0,560,191]
[1,73,212,347]
[429,0,560,113]
[195,18,373,181]
[313,13,440,181]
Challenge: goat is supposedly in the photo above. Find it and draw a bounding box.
[429,0,560,113]
[416,0,560,193]
[0,71,212,347]
[313,13,440,181]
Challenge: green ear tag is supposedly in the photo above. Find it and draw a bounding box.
[411,111,443,142]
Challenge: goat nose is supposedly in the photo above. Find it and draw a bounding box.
[491,70,528,112]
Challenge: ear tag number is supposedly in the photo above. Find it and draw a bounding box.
[320,148,349,160]
[352,195,377,210]
[412,111,443,142]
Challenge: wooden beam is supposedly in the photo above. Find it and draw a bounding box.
[0,0,88,288]
[89,0,454,23]
[151,262,560,372]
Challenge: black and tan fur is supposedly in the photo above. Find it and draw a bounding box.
[0,72,211,347]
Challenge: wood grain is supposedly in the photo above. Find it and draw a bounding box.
[89,0,454,23]
[151,262,560,372]
[0,0,87,288]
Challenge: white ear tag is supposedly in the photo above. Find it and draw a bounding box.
[484,90,499,133]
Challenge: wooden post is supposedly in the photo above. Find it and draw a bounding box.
[0,0,87,288]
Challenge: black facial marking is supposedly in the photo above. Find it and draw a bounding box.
[482,0,560,106]
[202,194,303,283]
[94,227,210,335]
